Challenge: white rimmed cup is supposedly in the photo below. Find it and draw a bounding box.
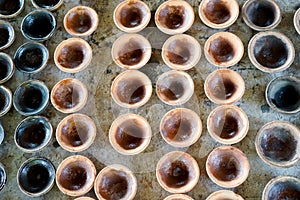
[162,34,201,70]
[113,0,151,33]
[156,70,194,106]
[255,121,300,168]
[0,85,12,117]
[51,78,88,113]
[31,0,64,11]
[294,7,300,35]
[204,32,244,67]
[111,70,152,109]
[204,69,245,105]
[56,113,97,152]
[14,116,52,153]
[155,0,194,35]
[94,164,137,200]
[242,0,281,31]
[206,146,250,188]
[248,31,295,73]
[199,0,239,29]
[64,6,98,37]
[207,105,249,145]
[56,155,96,197]
[0,163,6,191]
[109,113,152,155]
[262,176,300,200]
[54,38,92,73]
[111,33,151,70]
[265,76,300,114]
[0,53,14,84]
[17,157,55,197]
[160,108,202,148]
[0,0,24,18]
[0,20,15,50]
[164,194,194,200]
[156,151,200,194]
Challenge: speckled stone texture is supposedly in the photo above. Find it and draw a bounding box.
[0,0,299,199]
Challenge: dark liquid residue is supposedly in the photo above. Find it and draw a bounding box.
[0,91,7,111]
[166,48,190,65]
[159,81,184,101]
[218,115,239,139]
[0,0,21,15]
[117,80,146,105]
[271,85,300,112]
[162,113,192,142]
[67,12,92,33]
[35,0,60,8]
[61,119,87,147]
[209,37,234,63]
[53,81,80,109]
[58,45,84,69]
[115,119,144,150]
[17,122,46,149]
[19,163,50,193]
[60,165,87,191]
[212,77,237,100]
[210,155,239,181]
[0,27,9,47]
[0,58,9,81]
[254,35,288,69]
[160,160,189,188]
[19,86,43,111]
[260,128,297,162]
[23,13,54,38]
[120,6,142,28]
[268,181,300,200]
[204,1,230,24]
[159,5,184,29]
[99,170,128,200]
[16,48,44,71]
[246,2,275,27]
[118,42,143,66]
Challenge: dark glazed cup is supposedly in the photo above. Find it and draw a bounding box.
[0,53,15,84]
[0,85,12,117]
[17,157,55,197]
[242,0,281,31]
[31,0,64,11]
[0,0,24,18]
[0,20,15,51]
[0,163,6,191]
[13,80,49,116]
[21,9,56,42]
[265,76,300,114]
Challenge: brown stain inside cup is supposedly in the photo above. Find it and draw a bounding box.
[260,127,297,162]
[268,181,300,200]
[166,47,190,65]
[115,119,144,150]
[211,76,237,100]
[99,169,128,200]
[161,112,192,142]
[116,79,146,105]
[0,0,21,15]
[204,1,231,24]
[160,160,189,188]
[209,154,239,181]
[254,35,288,69]
[17,122,46,149]
[60,164,87,191]
[209,37,234,64]
[120,5,142,28]
[118,41,143,66]
[58,44,84,69]
[67,11,92,34]
[159,5,185,29]
[158,81,184,101]
[61,118,88,147]
[215,114,239,139]
[53,80,80,109]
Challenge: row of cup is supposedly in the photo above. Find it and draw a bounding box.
[113,0,300,34]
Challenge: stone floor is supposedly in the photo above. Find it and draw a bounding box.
[0,0,299,199]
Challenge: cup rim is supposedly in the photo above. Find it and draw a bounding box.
[0,162,6,191]
[0,0,25,18]
[31,0,64,11]
[0,85,12,117]
[294,7,300,35]
[0,20,15,51]
[205,190,244,200]
[0,52,15,84]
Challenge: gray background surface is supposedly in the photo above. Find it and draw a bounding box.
[0,0,299,199]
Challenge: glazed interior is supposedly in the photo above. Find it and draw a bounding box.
[57,43,86,69]
[203,0,231,24]
[0,0,22,16]
[33,0,61,9]
[208,36,235,64]
[267,179,300,200]
[117,39,144,66]
[165,39,193,65]
[0,55,13,82]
